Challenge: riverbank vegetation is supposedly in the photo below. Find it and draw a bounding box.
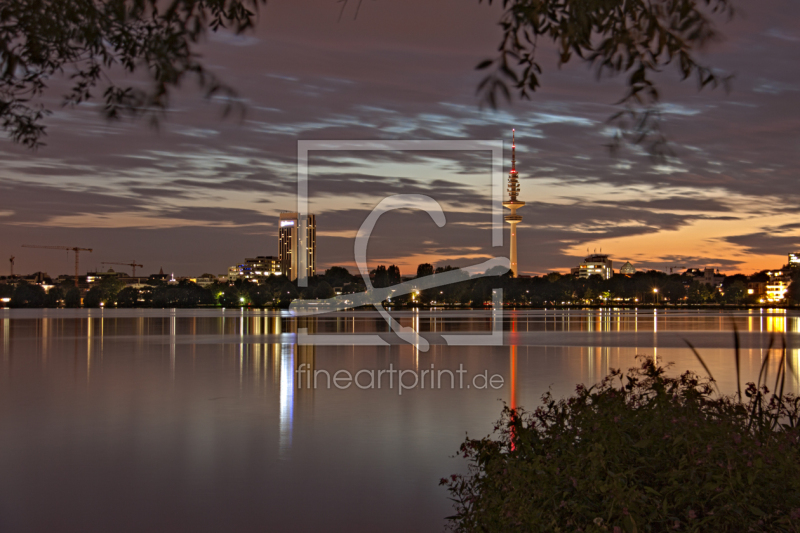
[442,346,800,532]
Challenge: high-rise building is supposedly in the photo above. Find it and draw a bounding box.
[789,252,800,268]
[503,129,525,277]
[279,212,316,281]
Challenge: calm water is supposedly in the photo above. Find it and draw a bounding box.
[1,308,799,532]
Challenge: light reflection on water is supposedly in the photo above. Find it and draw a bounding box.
[279,343,294,459]
[0,308,799,532]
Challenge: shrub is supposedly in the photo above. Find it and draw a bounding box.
[443,354,800,533]
[10,283,46,307]
[64,287,82,308]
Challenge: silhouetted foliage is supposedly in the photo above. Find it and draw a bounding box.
[249,284,274,307]
[314,280,335,299]
[10,283,45,307]
[277,282,299,307]
[83,277,125,307]
[387,265,401,285]
[0,267,792,308]
[44,287,63,308]
[0,283,13,298]
[444,355,800,532]
[323,266,353,287]
[477,0,733,154]
[788,276,800,306]
[150,281,214,308]
[416,263,434,278]
[0,0,266,147]
[218,285,245,308]
[64,287,82,308]
[371,265,389,288]
[116,287,140,308]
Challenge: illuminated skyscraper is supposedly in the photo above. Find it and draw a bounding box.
[503,129,525,277]
[279,212,316,281]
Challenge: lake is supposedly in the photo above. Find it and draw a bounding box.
[1,308,799,532]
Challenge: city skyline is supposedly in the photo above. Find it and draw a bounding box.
[1,0,799,277]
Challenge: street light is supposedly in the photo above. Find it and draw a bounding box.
[653,288,659,305]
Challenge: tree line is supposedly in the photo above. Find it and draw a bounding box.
[1,265,798,308]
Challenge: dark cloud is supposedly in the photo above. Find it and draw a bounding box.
[0,180,144,223]
[604,197,734,213]
[308,173,489,209]
[724,232,800,257]
[158,206,273,225]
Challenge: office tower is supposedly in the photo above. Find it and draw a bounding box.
[571,254,614,280]
[279,212,316,281]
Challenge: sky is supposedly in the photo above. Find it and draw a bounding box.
[1,0,799,278]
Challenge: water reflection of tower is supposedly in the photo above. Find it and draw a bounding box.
[510,313,518,411]
[785,315,799,392]
[277,315,316,459]
[503,129,525,278]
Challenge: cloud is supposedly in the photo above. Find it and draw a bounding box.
[724,232,800,257]
[753,79,800,95]
[764,28,800,42]
[208,30,261,47]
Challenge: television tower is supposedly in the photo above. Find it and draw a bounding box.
[503,129,525,277]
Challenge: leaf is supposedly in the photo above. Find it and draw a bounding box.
[624,514,638,533]
[748,505,766,517]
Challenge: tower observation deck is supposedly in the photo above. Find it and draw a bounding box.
[503,129,525,277]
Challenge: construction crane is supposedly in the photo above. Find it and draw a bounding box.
[9,256,14,277]
[101,261,143,277]
[21,245,93,287]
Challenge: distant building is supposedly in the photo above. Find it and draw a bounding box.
[149,268,169,282]
[790,252,800,269]
[619,261,636,275]
[766,280,789,303]
[86,269,121,284]
[229,256,281,281]
[572,254,613,280]
[279,212,316,281]
[87,268,149,289]
[765,270,791,303]
[685,268,724,287]
[193,275,218,288]
[747,281,766,298]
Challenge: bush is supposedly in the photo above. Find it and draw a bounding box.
[443,356,800,533]
[116,287,140,307]
[315,280,335,299]
[64,287,82,308]
[10,283,46,307]
[44,287,63,307]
